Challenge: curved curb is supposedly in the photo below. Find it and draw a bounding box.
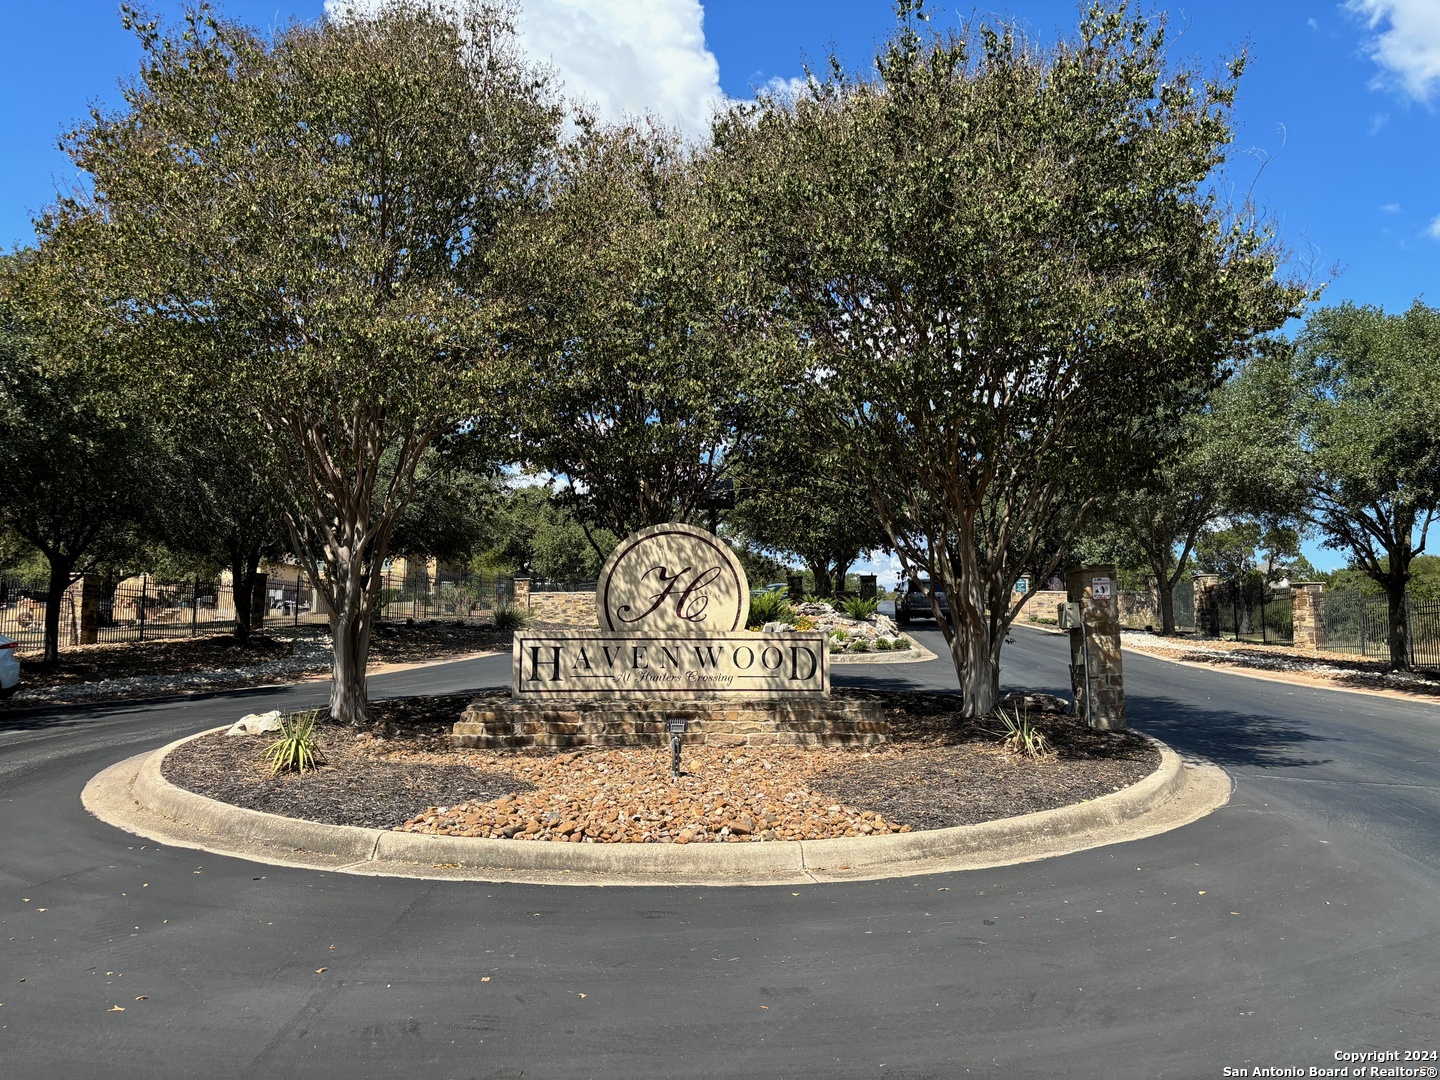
[830,641,937,665]
[84,729,1230,887]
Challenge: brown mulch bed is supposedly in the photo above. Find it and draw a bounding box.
[161,690,1159,842]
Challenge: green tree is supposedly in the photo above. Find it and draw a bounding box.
[713,2,1309,714]
[53,2,562,721]
[1277,300,1440,669]
[500,120,783,543]
[472,484,617,582]
[730,428,889,597]
[0,257,157,661]
[1095,367,1308,634]
[146,415,290,643]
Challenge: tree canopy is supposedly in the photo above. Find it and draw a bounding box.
[48,0,563,720]
[712,1,1310,713]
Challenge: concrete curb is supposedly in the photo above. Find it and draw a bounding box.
[86,727,1229,887]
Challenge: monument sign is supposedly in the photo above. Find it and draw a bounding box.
[512,523,828,699]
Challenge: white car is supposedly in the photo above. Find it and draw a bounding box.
[0,633,20,698]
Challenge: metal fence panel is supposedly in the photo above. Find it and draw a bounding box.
[373,571,515,624]
[1211,579,1293,645]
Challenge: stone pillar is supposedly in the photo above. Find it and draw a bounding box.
[77,574,101,645]
[1292,581,1327,652]
[1066,564,1125,731]
[786,574,805,602]
[513,577,530,610]
[1193,574,1220,638]
[859,574,877,600]
[250,572,268,628]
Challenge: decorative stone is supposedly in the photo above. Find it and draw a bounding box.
[226,709,283,736]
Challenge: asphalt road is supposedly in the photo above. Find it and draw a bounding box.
[2,626,1437,1079]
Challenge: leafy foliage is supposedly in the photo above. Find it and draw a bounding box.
[745,590,795,629]
[839,596,879,621]
[712,2,1309,713]
[1267,300,1440,668]
[501,120,788,538]
[50,2,563,720]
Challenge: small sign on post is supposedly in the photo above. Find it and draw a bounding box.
[1091,576,1112,600]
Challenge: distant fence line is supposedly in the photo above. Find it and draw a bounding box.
[0,567,519,651]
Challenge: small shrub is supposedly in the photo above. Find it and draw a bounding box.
[491,601,531,633]
[992,707,1054,760]
[802,593,824,605]
[873,637,893,651]
[850,639,872,653]
[840,596,880,621]
[264,710,325,775]
[829,628,849,642]
[793,614,818,632]
[747,590,796,628]
[891,636,911,651]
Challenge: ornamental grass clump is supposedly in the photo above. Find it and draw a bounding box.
[490,601,531,633]
[991,707,1054,761]
[264,709,325,775]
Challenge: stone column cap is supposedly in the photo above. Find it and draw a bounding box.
[1290,580,1327,588]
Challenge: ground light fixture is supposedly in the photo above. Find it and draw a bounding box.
[667,716,687,778]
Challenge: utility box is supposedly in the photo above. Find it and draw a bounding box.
[1057,602,1082,629]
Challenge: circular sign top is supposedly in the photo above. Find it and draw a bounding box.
[596,523,751,633]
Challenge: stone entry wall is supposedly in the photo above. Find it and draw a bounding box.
[526,591,597,627]
[1016,589,1068,622]
[453,697,889,751]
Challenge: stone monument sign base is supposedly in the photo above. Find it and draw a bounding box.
[452,697,889,752]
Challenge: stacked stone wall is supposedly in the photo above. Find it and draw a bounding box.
[453,698,888,751]
[525,591,597,627]
[1017,589,1068,622]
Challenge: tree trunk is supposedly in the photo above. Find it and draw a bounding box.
[1157,583,1176,636]
[1385,583,1411,671]
[947,603,999,717]
[327,558,374,725]
[808,563,831,598]
[229,545,257,644]
[41,558,74,664]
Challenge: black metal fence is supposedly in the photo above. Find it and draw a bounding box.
[1319,592,1440,669]
[0,574,64,650]
[1209,578,1294,645]
[374,570,514,624]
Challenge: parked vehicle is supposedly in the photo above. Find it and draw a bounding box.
[752,582,789,597]
[895,579,950,627]
[0,633,21,698]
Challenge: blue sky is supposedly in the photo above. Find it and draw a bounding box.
[3,1,1436,576]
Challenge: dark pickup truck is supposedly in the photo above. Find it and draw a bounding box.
[895,579,950,627]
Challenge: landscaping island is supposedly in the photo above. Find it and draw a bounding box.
[160,689,1159,844]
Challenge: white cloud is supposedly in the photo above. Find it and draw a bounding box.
[325,0,724,141]
[1346,0,1440,102]
[1307,17,1318,30]
[1427,212,1440,239]
[1381,202,1402,212]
